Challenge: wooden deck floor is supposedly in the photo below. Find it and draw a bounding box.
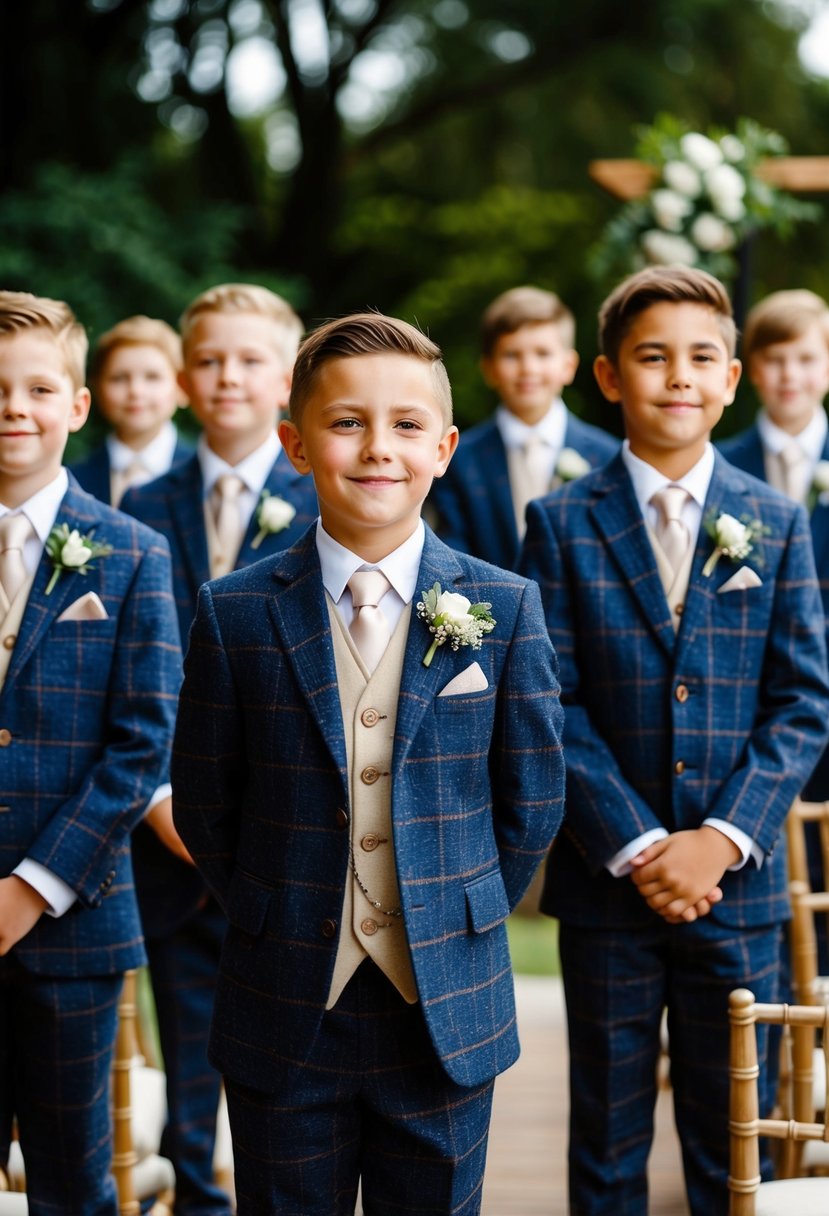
[481,975,689,1216]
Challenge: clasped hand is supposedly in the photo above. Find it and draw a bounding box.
[629,827,742,924]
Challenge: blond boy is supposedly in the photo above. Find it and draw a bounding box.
[71,315,192,505]
[431,285,618,568]
[120,283,317,1216]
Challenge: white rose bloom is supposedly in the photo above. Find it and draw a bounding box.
[650,188,692,232]
[704,163,746,201]
[435,591,472,620]
[680,132,723,172]
[663,160,702,198]
[259,495,296,530]
[641,230,697,266]
[556,447,591,481]
[690,213,736,253]
[813,460,829,492]
[719,135,746,163]
[716,514,748,551]
[711,194,746,223]
[61,530,93,567]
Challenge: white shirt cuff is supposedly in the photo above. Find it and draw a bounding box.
[13,860,77,918]
[606,828,669,877]
[146,783,172,812]
[703,819,761,870]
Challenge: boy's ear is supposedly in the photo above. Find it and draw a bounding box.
[561,349,580,387]
[278,419,312,475]
[432,425,460,479]
[593,355,622,403]
[723,358,742,406]
[275,368,292,410]
[480,355,498,390]
[177,369,192,401]
[68,387,92,433]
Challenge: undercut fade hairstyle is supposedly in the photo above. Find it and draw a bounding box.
[0,289,88,391]
[599,265,737,365]
[90,315,183,387]
[180,283,304,366]
[743,289,829,361]
[481,286,576,355]
[289,312,453,429]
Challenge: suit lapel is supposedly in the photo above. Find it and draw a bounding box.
[479,423,519,558]
[167,459,211,595]
[809,434,829,561]
[393,531,466,776]
[735,426,767,481]
[266,532,348,780]
[237,452,310,565]
[589,456,675,657]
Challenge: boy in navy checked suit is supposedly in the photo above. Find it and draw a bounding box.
[121,284,317,1216]
[430,285,618,569]
[520,267,829,1216]
[0,291,179,1214]
[172,313,565,1215]
[71,315,192,507]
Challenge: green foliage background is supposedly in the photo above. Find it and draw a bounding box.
[3,0,829,456]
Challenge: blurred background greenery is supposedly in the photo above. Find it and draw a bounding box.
[4,0,829,458]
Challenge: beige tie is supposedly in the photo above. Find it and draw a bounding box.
[348,570,391,674]
[779,442,809,504]
[651,486,691,577]
[110,460,146,508]
[212,474,246,573]
[511,436,552,536]
[0,514,32,607]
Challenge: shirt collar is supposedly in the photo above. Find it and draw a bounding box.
[0,468,69,545]
[621,440,714,515]
[316,518,426,606]
[495,398,567,451]
[107,422,179,475]
[756,407,828,459]
[198,430,281,498]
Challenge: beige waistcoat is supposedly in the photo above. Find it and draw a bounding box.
[325,595,418,1009]
[0,573,36,692]
[646,524,695,633]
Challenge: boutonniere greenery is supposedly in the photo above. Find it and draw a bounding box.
[417,582,496,668]
[807,460,829,513]
[701,511,769,578]
[555,447,591,483]
[250,490,296,549]
[45,523,113,595]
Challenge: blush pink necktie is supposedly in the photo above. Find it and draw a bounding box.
[348,570,391,674]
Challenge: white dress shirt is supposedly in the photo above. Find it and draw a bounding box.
[605,443,759,878]
[495,397,568,488]
[316,519,425,635]
[757,405,828,468]
[198,429,281,525]
[107,420,180,484]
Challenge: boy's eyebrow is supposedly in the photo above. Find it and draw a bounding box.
[632,339,723,352]
[318,401,436,415]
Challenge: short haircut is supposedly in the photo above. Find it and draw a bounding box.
[743,289,829,360]
[598,266,737,364]
[90,315,182,386]
[0,289,87,391]
[289,312,453,429]
[180,283,303,366]
[481,286,575,356]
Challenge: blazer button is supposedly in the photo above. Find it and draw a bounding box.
[361,918,378,936]
[361,833,385,852]
[321,918,338,939]
[675,684,689,703]
[361,766,381,785]
[674,760,685,775]
[360,708,380,728]
[335,807,349,829]
[0,729,11,747]
[2,635,15,650]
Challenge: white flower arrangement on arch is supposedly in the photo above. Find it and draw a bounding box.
[592,115,820,282]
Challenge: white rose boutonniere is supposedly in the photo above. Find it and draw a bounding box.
[417,582,496,668]
[701,512,768,578]
[44,522,113,595]
[250,490,296,549]
[555,447,591,483]
[808,460,829,512]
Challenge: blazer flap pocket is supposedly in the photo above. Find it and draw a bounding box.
[465,869,509,934]
[226,869,273,936]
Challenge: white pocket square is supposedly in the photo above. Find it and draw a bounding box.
[56,591,109,622]
[717,566,763,594]
[438,661,489,697]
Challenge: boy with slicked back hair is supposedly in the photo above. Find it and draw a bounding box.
[172,312,565,1214]
[120,282,316,1216]
[430,284,618,569]
[0,291,179,1213]
[520,266,829,1215]
[71,314,192,506]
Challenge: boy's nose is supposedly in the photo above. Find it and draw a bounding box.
[218,358,242,384]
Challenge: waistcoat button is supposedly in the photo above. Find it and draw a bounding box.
[361,918,378,936]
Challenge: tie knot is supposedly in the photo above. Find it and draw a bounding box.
[780,442,804,469]
[348,570,391,610]
[0,513,32,553]
[651,485,688,526]
[215,473,245,503]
